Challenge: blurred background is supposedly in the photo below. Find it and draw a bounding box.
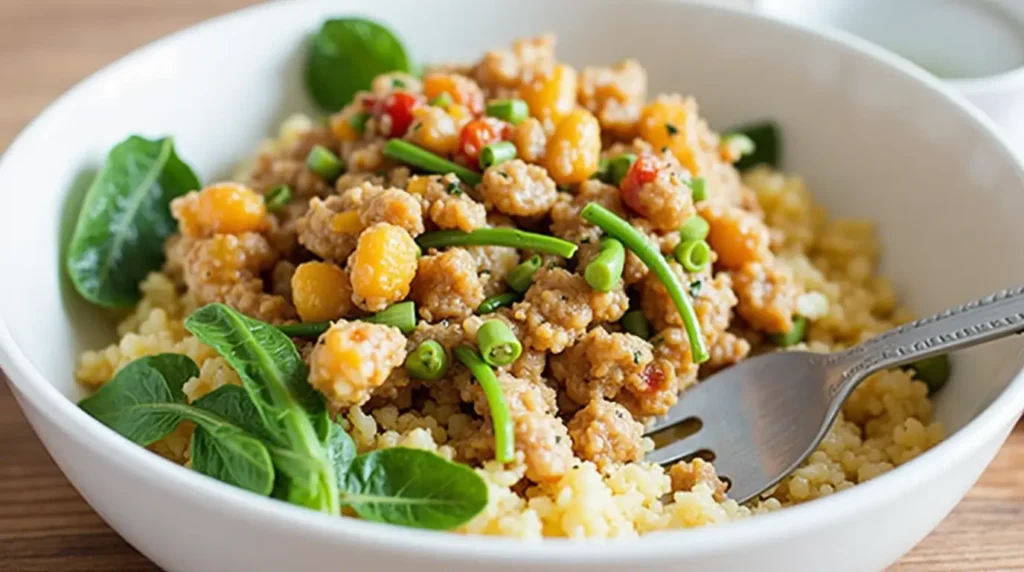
[0,1,1021,571]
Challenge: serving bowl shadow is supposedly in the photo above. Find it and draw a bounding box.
[1,1,1023,571]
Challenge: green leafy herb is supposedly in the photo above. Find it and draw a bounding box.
[726,120,780,171]
[327,423,358,482]
[306,18,412,111]
[665,123,679,136]
[66,136,199,308]
[78,354,274,495]
[341,447,488,530]
[184,303,338,514]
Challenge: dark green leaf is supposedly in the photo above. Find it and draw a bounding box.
[66,136,199,308]
[78,354,197,445]
[906,354,951,394]
[327,423,357,482]
[306,18,412,111]
[342,448,488,530]
[727,121,780,172]
[190,423,275,496]
[192,385,275,442]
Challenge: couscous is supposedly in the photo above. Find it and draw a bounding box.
[68,23,944,538]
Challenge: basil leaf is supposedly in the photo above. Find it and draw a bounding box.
[327,423,357,481]
[66,136,199,308]
[727,121,780,172]
[79,354,197,445]
[306,18,412,111]
[184,303,339,515]
[342,448,488,530]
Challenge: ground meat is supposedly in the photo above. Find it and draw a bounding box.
[308,320,407,409]
[650,327,700,387]
[733,261,799,334]
[618,358,679,417]
[463,312,548,388]
[162,234,189,283]
[473,34,557,93]
[247,155,331,198]
[550,327,653,405]
[640,265,737,343]
[220,279,297,324]
[701,203,772,270]
[265,202,307,259]
[567,398,646,468]
[408,105,463,156]
[703,331,752,373]
[669,458,729,502]
[464,245,519,297]
[630,165,696,232]
[418,174,488,232]
[549,179,625,243]
[578,59,647,139]
[512,117,547,163]
[336,183,425,237]
[340,140,390,174]
[410,249,485,321]
[296,196,359,262]
[480,159,558,217]
[456,369,573,483]
[511,268,598,353]
[269,260,296,300]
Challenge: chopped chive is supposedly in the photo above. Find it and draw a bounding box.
[584,237,625,292]
[429,92,453,108]
[455,345,515,463]
[478,292,522,314]
[480,141,517,170]
[264,185,292,212]
[383,139,482,186]
[674,239,712,273]
[485,99,529,125]
[475,319,522,367]
[349,111,371,134]
[621,310,651,340]
[688,177,707,202]
[581,203,708,363]
[306,145,345,182]
[608,153,637,187]
[405,340,449,381]
[679,215,710,241]
[769,316,808,347]
[391,78,407,88]
[416,228,577,258]
[506,255,543,293]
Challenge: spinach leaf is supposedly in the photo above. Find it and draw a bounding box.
[327,422,357,481]
[184,303,339,514]
[66,136,199,308]
[79,354,197,445]
[341,448,488,530]
[78,354,275,495]
[192,384,275,442]
[306,18,412,111]
[727,121,780,172]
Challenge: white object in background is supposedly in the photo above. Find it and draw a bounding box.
[755,0,1024,153]
[1,1,1024,572]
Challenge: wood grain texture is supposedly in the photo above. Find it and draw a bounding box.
[0,1,1022,570]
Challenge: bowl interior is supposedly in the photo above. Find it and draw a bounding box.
[1,0,1023,466]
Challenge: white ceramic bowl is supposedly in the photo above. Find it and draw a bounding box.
[2,1,1023,571]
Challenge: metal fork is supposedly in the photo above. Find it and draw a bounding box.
[644,285,1024,503]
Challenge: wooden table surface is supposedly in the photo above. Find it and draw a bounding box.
[1,1,1023,570]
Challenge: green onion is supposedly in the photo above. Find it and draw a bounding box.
[769,316,808,347]
[621,310,651,340]
[485,98,529,125]
[362,301,417,334]
[581,203,708,363]
[593,157,610,181]
[383,139,482,186]
[416,228,578,258]
[478,292,522,314]
[480,141,517,170]
[349,111,371,134]
[506,255,543,293]
[607,153,637,187]
[455,345,515,463]
[275,321,331,338]
[679,215,710,241]
[584,237,625,292]
[905,354,951,394]
[476,319,522,367]
[405,340,449,381]
[674,239,712,273]
[429,92,453,108]
[264,185,292,212]
[726,121,780,171]
[688,177,707,202]
[306,145,345,182]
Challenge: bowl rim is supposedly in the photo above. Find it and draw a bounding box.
[2,0,1024,563]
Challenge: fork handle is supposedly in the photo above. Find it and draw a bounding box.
[828,285,1024,395]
